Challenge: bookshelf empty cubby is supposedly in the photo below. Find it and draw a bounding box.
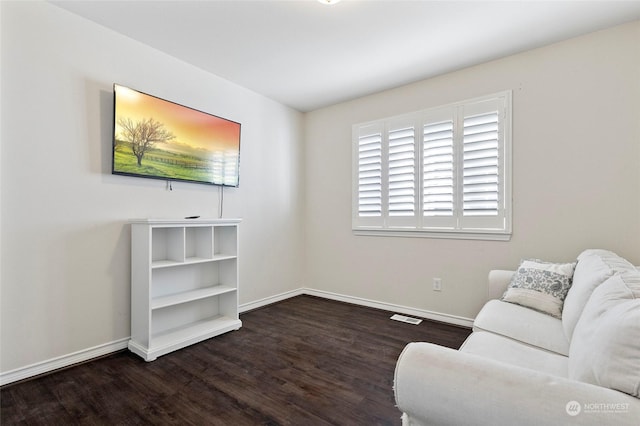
[129,218,242,361]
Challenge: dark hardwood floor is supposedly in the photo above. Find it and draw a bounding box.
[1,295,471,425]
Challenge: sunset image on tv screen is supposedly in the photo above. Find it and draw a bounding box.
[112,84,241,186]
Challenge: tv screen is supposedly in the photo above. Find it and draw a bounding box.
[112,84,241,187]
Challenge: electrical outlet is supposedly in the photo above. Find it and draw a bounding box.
[433,278,442,291]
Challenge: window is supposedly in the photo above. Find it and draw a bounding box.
[352,91,512,240]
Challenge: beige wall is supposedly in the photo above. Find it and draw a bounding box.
[303,21,640,320]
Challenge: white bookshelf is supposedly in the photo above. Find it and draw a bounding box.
[128,218,242,361]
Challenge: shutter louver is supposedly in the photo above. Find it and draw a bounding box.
[462,112,499,216]
[423,120,454,217]
[388,126,415,217]
[358,132,382,217]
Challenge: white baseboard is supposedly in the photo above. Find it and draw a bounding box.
[302,288,474,328]
[239,288,304,313]
[1,289,472,386]
[0,338,129,387]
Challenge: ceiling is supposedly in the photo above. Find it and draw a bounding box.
[52,0,640,112]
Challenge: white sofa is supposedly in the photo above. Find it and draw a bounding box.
[394,249,640,425]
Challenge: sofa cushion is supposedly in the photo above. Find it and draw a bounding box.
[502,259,576,318]
[474,299,569,356]
[461,331,568,377]
[569,271,640,398]
[562,249,628,341]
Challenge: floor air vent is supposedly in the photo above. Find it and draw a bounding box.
[390,314,422,325]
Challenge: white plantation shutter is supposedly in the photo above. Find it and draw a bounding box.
[353,91,511,239]
[459,97,508,231]
[388,123,416,218]
[423,117,455,222]
[354,124,383,227]
[462,112,499,216]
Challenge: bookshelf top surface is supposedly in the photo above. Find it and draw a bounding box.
[130,218,242,226]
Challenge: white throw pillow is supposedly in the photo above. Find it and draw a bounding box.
[502,259,576,318]
[568,272,640,397]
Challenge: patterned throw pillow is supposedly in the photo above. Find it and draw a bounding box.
[502,259,577,318]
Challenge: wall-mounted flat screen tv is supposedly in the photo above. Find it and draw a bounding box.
[112,84,241,187]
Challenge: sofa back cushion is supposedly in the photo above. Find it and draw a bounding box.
[562,249,628,341]
[568,270,640,398]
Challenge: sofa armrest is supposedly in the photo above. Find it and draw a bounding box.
[394,342,640,426]
[487,269,515,300]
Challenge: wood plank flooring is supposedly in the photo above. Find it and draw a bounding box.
[1,295,471,425]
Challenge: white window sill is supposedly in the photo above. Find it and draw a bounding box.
[352,227,512,241]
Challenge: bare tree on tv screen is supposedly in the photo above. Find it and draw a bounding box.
[117,117,176,166]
